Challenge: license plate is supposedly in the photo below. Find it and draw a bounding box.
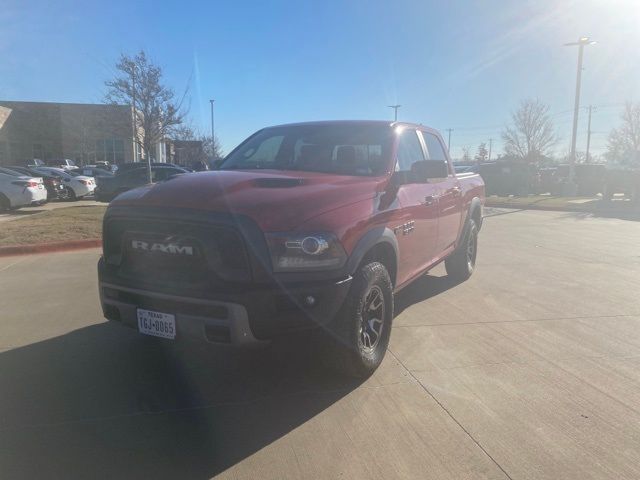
[136,309,176,339]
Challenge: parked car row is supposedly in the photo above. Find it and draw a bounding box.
[454,161,636,199]
[0,165,96,211]
[95,164,189,201]
[0,161,191,211]
[6,166,70,200]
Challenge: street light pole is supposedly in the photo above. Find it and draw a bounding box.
[445,128,453,151]
[388,105,401,122]
[564,36,595,195]
[209,99,215,143]
[585,105,593,163]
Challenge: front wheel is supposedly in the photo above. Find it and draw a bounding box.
[324,262,393,378]
[445,218,478,282]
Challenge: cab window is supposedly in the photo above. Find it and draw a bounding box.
[396,129,425,171]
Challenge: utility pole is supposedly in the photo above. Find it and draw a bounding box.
[209,99,215,142]
[564,36,596,195]
[585,105,593,163]
[445,128,453,151]
[488,138,493,161]
[388,105,401,122]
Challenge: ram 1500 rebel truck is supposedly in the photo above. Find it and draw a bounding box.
[98,121,485,376]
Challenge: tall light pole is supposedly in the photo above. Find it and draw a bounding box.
[388,105,401,122]
[564,36,596,195]
[209,99,215,143]
[585,105,594,163]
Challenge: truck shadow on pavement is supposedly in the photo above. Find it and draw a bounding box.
[0,274,451,479]
[0,325,365,479]
[394,273,459,316]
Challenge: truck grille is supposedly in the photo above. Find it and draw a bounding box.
[103,217,251,290]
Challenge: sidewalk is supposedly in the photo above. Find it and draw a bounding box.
[0,199,101,223]
[485,194,638,214]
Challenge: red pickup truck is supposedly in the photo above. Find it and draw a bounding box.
[98,121,484,376]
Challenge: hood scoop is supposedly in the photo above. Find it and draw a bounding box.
[253,177,304,188]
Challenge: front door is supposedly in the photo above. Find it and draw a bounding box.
[394,129,440,286]
[420,131,463,253]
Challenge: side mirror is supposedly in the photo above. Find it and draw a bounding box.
[411,160,449,181]
[390,170,420,186]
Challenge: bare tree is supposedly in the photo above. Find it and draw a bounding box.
[606,102,640,167]
[474,142,489,163]
[105,50,188,179]
[171,124,224,162]
[502,98,557,162]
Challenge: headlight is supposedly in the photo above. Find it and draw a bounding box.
[265,232,347,272]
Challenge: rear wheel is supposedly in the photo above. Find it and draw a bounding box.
[324,262,393,378]
[65,187,77,201]
[445,218,478,282]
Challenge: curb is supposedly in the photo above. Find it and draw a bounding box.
[0,239,101,257]
[485,202,640,216]
[486,203,591,212]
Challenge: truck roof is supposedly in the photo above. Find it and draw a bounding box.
[267,119,441,135]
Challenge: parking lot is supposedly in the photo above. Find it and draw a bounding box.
[1,208,640,479]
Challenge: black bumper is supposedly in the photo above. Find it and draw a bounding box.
[98,256,352,345]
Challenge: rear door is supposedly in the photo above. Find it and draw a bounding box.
[420,131,463,254]
[394,129,440,285]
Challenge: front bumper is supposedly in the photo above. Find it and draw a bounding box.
[98,257,352,346]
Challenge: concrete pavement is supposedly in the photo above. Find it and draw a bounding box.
[1,209,640,479]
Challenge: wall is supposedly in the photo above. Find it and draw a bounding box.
[0,101,135,166]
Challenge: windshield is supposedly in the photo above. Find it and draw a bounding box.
[0,167,24,176]
[221,124,393,176]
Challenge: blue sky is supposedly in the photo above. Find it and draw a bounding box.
[1,0,639,159]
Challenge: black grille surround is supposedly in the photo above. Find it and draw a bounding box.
[102,206,274,294]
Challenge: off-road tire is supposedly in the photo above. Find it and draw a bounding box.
[445,218,478,282]
[324,262,393,378]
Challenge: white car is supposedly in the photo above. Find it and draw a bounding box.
[47,159,79,171]
[0,170,48,211]
[31,167,96,200]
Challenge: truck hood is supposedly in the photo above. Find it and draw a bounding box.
[110,170,385,231]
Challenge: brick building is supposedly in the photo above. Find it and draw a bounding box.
[0,100,171,166]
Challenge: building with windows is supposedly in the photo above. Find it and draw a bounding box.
[0,100,170,166]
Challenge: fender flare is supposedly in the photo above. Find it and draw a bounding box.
[453,197,483,251]
[346,226,399,281]
[466,197,483,230]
